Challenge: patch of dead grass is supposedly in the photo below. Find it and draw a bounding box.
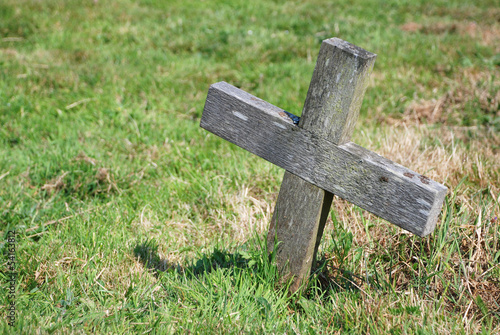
[40,171,69,196]
[37,153,121,199]
[130,181,273,267]
[394,69,500,128]
[357,123,499,197]
[400,21,500,50]
[327,121,500,328]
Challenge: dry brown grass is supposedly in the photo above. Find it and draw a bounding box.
[117,174,277,272]
[363,125,498,199]
[320,120,500,330]
[400,20,500,51]
[400,69,500,128]
[40,171,69,196]
[35,153,123,200]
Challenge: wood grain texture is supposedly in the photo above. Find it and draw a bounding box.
[267,172,332,292]
[266,39,376,291]
[201,81,448,237]
[300,38,376,145]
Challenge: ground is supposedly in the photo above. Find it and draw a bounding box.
[0,0,499,333]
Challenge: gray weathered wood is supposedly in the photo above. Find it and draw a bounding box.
[267,39,376,291]
[299,38,376,144]
[267,172,333,292]
[200,81,448,237]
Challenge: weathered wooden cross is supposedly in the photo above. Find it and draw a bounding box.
[200,38,447,292]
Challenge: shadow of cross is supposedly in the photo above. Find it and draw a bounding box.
[200,38,448,293]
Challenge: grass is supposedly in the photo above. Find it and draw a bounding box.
[1,0,499,333]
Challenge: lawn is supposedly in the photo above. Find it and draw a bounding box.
[0,0,499,333]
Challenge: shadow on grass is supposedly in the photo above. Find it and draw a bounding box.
[133,239,251,278]
[307,257,365,298]
[133,239,364,298]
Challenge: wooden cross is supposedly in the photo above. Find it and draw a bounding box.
[200,38,447,292]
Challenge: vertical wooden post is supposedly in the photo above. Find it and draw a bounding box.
[267,38,376,292]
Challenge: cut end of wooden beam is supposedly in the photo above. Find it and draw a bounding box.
[324,38,377,61]
[419,184,448,237]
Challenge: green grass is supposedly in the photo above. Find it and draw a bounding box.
[1,0,499,333]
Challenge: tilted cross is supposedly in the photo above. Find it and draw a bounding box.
[201,38,447,292]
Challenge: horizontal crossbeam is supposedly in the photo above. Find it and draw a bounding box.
[201,82,448,237]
